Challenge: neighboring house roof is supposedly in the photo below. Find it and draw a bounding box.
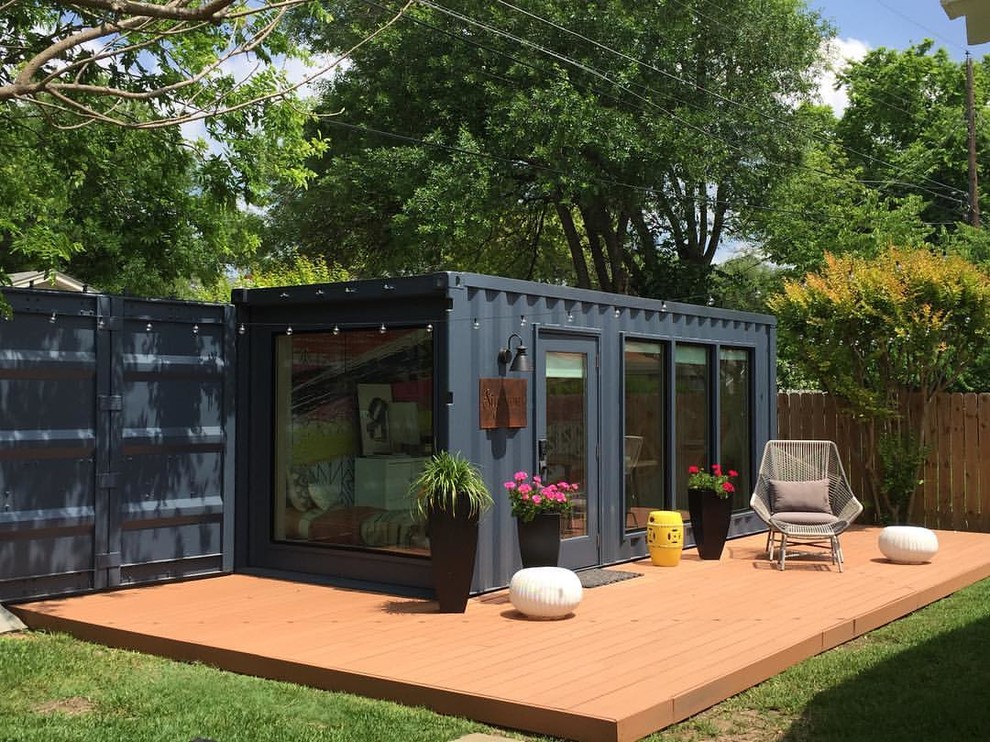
[942,0,990,45]
[8,271,87,292]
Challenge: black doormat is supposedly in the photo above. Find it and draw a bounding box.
[577,568,643,589]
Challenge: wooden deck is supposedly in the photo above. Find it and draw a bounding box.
[12,526,990,742]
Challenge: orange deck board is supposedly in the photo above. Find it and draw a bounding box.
[12,526,990,742]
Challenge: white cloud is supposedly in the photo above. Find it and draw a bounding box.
[816,37,870,115]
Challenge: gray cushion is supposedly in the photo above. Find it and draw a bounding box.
[769,478,831,514]
[770,511,839,526]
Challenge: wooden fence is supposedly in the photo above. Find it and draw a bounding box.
[777,392,990,533]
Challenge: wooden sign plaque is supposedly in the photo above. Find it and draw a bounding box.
[479,378,528,429]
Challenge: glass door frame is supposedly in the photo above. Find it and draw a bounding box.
[534,329,601,570]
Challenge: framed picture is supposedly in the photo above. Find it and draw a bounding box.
[358,384,392,455]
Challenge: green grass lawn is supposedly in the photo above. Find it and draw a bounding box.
[3,577,989,742]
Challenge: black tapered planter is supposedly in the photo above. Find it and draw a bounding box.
[688,487,732,560]
[516,512,562,567]
[427,493,480,613]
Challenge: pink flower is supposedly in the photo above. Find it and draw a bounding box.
[722,482,735,494]
[514,471,527,481]
[729,470,739,478]
[518,483,532,494]
[688,466,700,474]
[712,464,722,476]
[503,481,515,490]
[521,492,530,500]
[532,495,542,505]
[533,475,542,484]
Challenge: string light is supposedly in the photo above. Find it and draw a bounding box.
[473,318,480,329]
[332,325,340,335]
[426,323,433,333]
[49,311,56,324]
[379,323,386,334]
[567,311,574,323]
[660,300,668,312]
[145,322,152,332]
[286,326,293,336]
[238,323,246,335]
[520,315,527,327]
[614,307,621,318]
[192,324,199,335]
[707,296,715,306]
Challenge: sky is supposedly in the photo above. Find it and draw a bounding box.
[812,0,977,58]
[811,0,983,111]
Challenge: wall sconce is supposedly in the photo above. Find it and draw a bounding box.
[498,333,532,372]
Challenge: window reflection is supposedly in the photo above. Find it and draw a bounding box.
[720,348,752,511]
[624,341,665,530]
[273,328,433,555]
[675,345,709,515]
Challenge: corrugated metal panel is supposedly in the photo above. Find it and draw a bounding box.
[0,290,235,601]
[0,291,100,599]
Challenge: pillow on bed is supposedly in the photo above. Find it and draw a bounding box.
[769,478,831,514]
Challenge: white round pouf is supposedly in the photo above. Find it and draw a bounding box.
[878,526,939,564]
[509,567,583,619]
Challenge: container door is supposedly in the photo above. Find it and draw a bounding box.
[537,334,600,569]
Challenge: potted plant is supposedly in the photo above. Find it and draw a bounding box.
[411,451,493,613]
[686,464,738,560]
[504,471,578,567]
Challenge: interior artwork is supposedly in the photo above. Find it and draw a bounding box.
[273,327,434,554]
[358,384,393,456]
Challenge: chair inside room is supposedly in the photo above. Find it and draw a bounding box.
[624,435,645,527]
[750,440,863,572]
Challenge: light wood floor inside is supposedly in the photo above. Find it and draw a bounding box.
[13,527,990,742]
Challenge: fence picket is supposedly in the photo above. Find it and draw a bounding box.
[777,391,990,533]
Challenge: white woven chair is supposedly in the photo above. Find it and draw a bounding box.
[750,440,863,572]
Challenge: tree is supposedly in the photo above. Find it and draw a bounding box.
[0,104,261,296]
[745,105,932,273]
[835,41,989,236]
[268,0,830,296]
[0,0,410,129]
[770,246,990,523]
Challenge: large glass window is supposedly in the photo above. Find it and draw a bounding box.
[624,340,665,530]
[273,328,433,554]
[675,345,709,514]
[545,351,588,540]
[720,348,752,511]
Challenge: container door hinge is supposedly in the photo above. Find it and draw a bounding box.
[95,552,122,570]
[99,395,123,412]
[97,473,119,489]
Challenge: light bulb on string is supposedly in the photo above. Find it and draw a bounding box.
[472,318,480,330]
[332,325,340,335]
[286,326,293,336]
[520,315,527,327]
[379,323,386,334]
[426,323,433,333]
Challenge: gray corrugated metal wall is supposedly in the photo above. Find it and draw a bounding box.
[0,289,235,602]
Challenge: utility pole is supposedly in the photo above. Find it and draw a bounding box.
[967,52,980,227]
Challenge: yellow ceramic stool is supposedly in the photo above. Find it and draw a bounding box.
[647,510,684,566]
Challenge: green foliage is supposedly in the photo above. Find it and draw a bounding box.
[0,106,263,296]
[876,431,929,525]
[1,0,318,131]
[269,0,831,294]
[410,451,493,519]
[770,245,990,520]
[835,41,984,234]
